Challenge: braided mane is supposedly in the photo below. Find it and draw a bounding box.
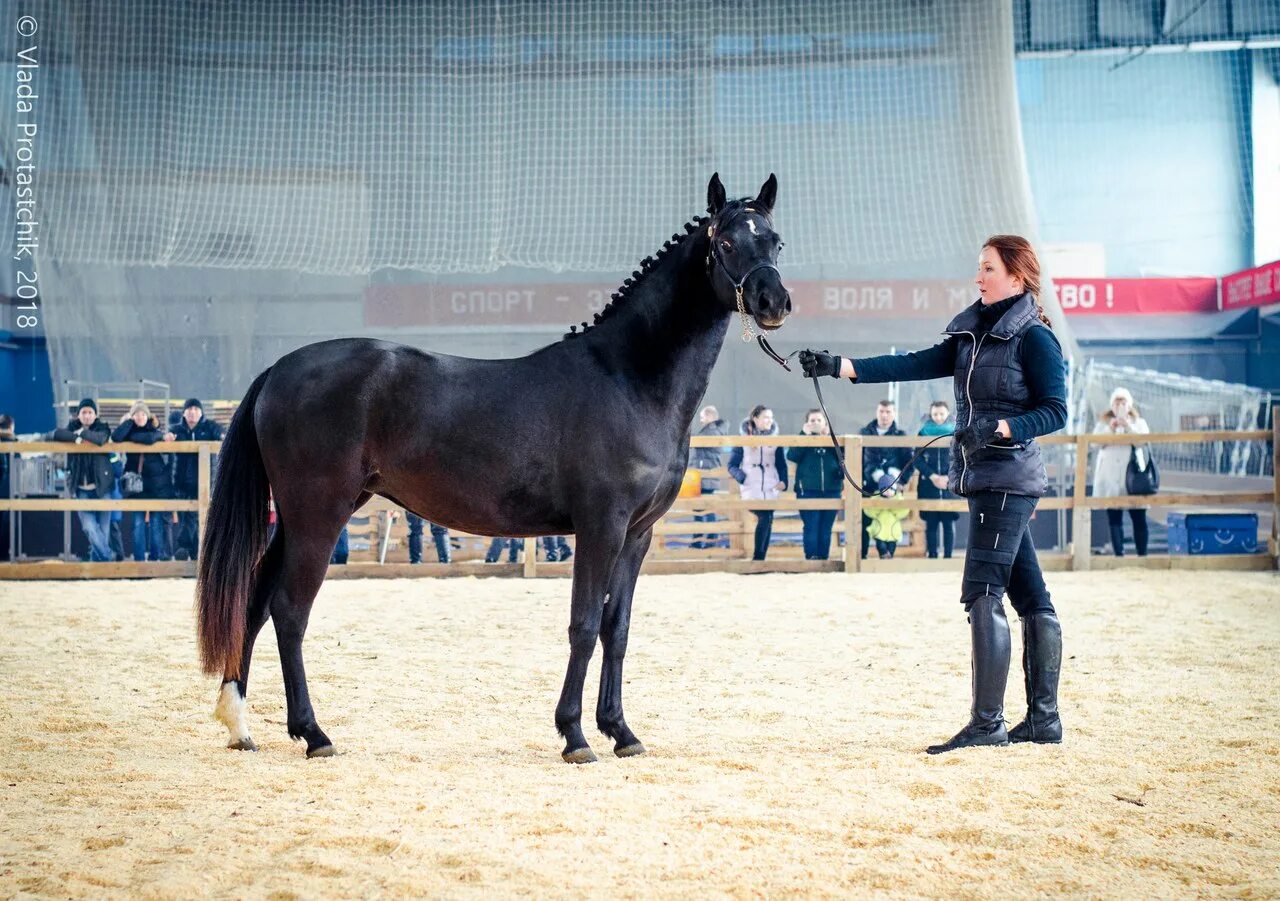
[563,209,718,339]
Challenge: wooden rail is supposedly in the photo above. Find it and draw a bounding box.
[0,424,1274,579]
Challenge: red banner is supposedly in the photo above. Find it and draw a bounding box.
[364,276,1223,328]
[1222,259,1280,310]
[1048,278,1219,315]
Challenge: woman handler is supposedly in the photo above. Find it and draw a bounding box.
[799,235,1068,754]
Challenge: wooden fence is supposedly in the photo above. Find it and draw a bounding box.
[1,415,1275,579]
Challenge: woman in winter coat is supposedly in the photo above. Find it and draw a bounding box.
[917,400,960,559]
[786,409,843,560]
[727,405,788,561]
[1092,387,1150,556]
[799,235,1069,755]
[112,401,175,561]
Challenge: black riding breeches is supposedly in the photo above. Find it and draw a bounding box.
[961,491,1054,618]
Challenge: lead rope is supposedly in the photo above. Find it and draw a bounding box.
[753,343,951,498]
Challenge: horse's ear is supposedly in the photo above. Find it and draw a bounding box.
[754,173,777,214]
[707,173,726,215]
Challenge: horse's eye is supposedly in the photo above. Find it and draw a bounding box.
[720,239,733,252]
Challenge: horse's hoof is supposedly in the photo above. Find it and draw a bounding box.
[615,742,647,758]
[306,744,337,759]
[227,738,257,752]
[562,747,598,765]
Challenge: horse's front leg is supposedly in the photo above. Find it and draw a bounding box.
[596,527,652,757]
[555,522,627,764]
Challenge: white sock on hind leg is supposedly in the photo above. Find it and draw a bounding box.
[215,682,252,745]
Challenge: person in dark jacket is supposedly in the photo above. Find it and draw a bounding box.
[786,409,843,560]
[858,400,911,560]
[799,235,1068,755]
[112,401,175,561]
[48,398,115,562]
[169,398,224,561]
[917,400,959,559]
[727,405,788,561]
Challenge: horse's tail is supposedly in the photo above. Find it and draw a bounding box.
[196,367,273,679]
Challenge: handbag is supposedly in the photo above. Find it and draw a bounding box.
[121,454,144,496]
[1125,444,1159,496]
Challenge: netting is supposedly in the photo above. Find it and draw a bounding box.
[3,0,1271,422]
[21,1,1042,276]
[1075,360,1274,478]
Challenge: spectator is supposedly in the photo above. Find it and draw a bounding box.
[858,400,911,560]
[728,404,788,561]
[542,536,572,562]
[787,409,843,560]
[689,404,730,550]
[111,401,175,561]
[407,512,453,564]
[1093,387,1150,556]
[0,414,14,561]
[917,400,959,559]
[485,537,522,563]
[169,398,224,561]
[866,473,910,558]
[47,398,114,562]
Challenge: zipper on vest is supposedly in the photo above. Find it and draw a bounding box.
[958,331,984,495]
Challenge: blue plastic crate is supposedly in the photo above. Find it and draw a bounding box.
[1166,512,1259,555]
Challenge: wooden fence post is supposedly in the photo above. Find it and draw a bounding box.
[196,444,211,553]
[843,435,862,574]
[1072,433,1090,571]
[523,537,537,578]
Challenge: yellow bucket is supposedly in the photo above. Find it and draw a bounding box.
[677,468,703,499]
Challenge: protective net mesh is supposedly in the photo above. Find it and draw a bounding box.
[17,1,1274,422]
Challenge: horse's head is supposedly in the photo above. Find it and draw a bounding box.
[704,173,792,331]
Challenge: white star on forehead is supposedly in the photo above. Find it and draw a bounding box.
[746,218,758,235]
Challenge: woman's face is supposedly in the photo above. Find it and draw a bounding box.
[805,412,827,434]
[1111,396,1131,419]
[132,409,148,427]
[930,406,949,425]
[975,246,1022,304]
[753,409,774,432]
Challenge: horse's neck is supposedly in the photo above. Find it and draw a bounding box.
[588,236,730,420]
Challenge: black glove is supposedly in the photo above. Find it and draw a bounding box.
[954,418,1000,456]
[798,349,842,379]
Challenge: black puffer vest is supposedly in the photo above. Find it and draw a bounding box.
[945,293,1048,498]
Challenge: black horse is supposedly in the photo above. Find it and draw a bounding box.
[196,174,791,763]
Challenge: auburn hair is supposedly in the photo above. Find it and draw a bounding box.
[984,234,1051,329]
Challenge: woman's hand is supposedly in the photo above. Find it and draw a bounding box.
[774,481,786,492]
[996,420,1011,439]
[798,350,842,379]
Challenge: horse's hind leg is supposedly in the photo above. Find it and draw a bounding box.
[271,494,366,758]
[596,527,652,757]
[215,531,283,751]
[555,520,627,764]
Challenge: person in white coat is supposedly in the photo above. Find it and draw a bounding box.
[727,405,788,560]
[1092,387,1150,556]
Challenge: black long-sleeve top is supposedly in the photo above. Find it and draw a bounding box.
[850,298,1068,444]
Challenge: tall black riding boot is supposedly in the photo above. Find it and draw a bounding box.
[1009,612,1063,744]
[926,594,1011,754]
[1109,521,1126,557]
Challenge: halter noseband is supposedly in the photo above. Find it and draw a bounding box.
[705,206,782,344]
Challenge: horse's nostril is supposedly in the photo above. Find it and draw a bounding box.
[783,293,793,314]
